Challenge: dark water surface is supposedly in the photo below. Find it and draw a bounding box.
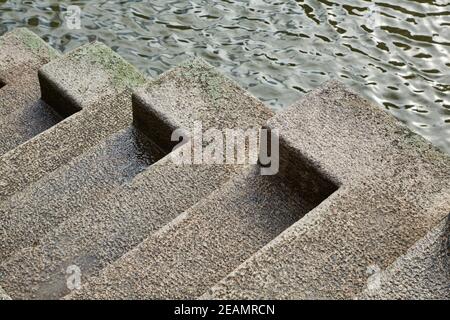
[1,0,449,153]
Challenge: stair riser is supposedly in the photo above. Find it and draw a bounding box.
[0,41,146,202]
[0,163,239,299]
[0,126,165,261]
[69,162,337,299]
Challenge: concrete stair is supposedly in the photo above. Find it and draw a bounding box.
[68,164,335,299]
[0,54,271,299]
[204,82,450,299]
[0,126,165,261]
[358,217,449,300]
[0,29,448,300]
[0,99,62,155]
[0,34,146,202]
[0,74,42,119]
[0,163,238,299]
[0,28,60,156]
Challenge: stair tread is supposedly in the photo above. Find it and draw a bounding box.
[358,217,449,300]
[0,162,239,299]
[0,28,59,83]
[0,99,63,156]
[0,90,133,201]
[204,82,450,299]
[0,29,61,154]
[69,166,322,300]
[0,42,146,202]
[0,125,164,261]
[0,57,272,300]
[0,73,41,119]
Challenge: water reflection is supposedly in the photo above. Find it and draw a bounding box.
[0,0,449,153]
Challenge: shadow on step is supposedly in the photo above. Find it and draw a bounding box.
[0,99,63,155]
[0,122,167,262]
[0,75,76,156]
[66,150,339,299]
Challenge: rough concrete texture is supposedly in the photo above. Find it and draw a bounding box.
[0,126,165,261]
[69,164,335,299]
[0,90,133,201]
[0,163,239,299]
[205,82,449,299]
[0,28,59,84]
[359,217,449,300]
[0,41,146,201]
[133,58,273,151]
[0,100,63,155]
[0,29,448,300]
[39,42,146,117]
[0,74,40,119]
[0,59,273,300]
[0,29,61,155]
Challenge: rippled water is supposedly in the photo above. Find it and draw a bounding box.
[1,0,449,153]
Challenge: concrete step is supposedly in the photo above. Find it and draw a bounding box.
[0,126,165,261]
[0,74,45,119]
[0,41,146,202]
[0,28,60,92]
[0,28,448,300]
[358,216,449,300]
[204,82,450,299]
[68,161,337,299]
[0,28,59,87]
[0,29,61,155]
[0,163,238,300]
[0,58,272,300]
[0,99,63,155]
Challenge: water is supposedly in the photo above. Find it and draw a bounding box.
[1,0,449,153]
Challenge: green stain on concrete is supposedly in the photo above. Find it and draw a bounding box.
[13,28,60,59]
[178,58,231,104]
[70,43,146,90]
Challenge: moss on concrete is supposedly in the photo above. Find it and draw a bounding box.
[12,28,60,59]
[178,58,232,104]
[69,42,146,90]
